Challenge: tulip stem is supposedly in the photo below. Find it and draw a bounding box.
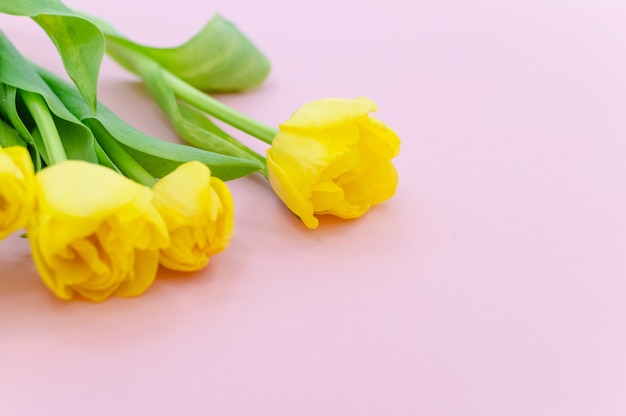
[87,120,157,187]
[20,91,67,164]
[161,71,279,145]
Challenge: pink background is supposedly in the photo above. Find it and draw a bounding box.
[1,0,626,414]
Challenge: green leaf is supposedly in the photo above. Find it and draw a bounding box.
[94,140,122,174]
[90,14,270,92]
[140,62,266,164]
[0,31,98,164]
[0,0,105,111]
[0,85,42,169]
[0,117,26,148]
[37,67,264,181]
[33,15,104,112]
[0,84,34,145]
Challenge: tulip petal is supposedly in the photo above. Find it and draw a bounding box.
[267,154,319,229]
[280,97,377,131]
[0,146,35,240]
[310,179,344,212]
[115,249,160,298]
[207,176,234,255]
[268,130,329,190]
[358,115,401,158]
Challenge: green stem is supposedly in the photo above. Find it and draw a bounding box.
[20,91,67,164]
[86,120,157,187]
[161,71,279,145]
[103,39,274,178]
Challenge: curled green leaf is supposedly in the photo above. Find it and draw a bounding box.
[90,14,270,92]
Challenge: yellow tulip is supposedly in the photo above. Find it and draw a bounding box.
[27,161,169,302]
[152,161,234,271]
[266,97,400,229]
[0,146,35,240]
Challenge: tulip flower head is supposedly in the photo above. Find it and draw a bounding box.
[266,97,400,229]
[27,161,170,302]
[0,146,35,240]
[152,161,234,271]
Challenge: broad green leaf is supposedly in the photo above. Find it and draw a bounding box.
[0,1,67,15]
[0,0,105,110]
[38,67,264,181]
[33,15,104,112]
[0,31,98,164]
[90,14,270,92]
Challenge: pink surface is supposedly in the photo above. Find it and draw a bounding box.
[1,0,626,414]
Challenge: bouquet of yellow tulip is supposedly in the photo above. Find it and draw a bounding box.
[0,27,248,301]
[0,0,400,301]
